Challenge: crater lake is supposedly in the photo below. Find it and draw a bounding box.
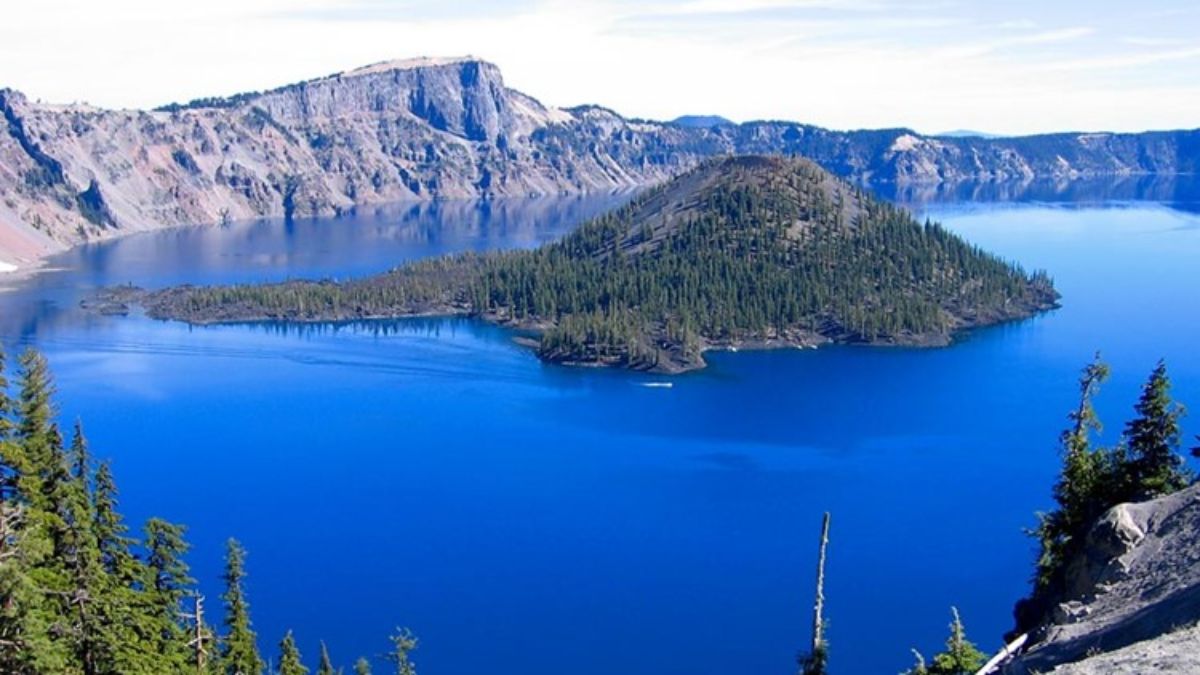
[1,178,1198,675]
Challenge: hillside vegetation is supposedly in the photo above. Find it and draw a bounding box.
[141,156,1059,372]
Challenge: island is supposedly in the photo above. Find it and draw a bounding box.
[126,155,1060,372]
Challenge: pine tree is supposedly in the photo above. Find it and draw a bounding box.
[0,349,13,442]
[13,350,55,510]
[144,518,194,669]
[1033,355,1113,591]
[928,608,986,675]
[60,422,106,675]
[385,629,417,675]
[317,642,336,675]
[278,631,308,675]
[901,649,929,675]
[0,350,72,673]
[92,460,139,584]
[1123,360,1191,498]
[353,657,371,675]
[221,538,263,675]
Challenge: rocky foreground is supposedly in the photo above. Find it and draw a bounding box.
[1001,483,1200,673]
[3,56,1199,266]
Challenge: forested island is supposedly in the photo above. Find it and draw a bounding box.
[129,156,1059,372]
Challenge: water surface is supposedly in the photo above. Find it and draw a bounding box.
[1,182,1198,675]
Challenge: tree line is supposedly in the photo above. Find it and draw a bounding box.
[0,348,417,674]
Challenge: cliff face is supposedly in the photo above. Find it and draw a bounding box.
[1,56,1198,265]
[1004,483,1200,674]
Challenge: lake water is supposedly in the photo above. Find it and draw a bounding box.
[1,179,1198,675]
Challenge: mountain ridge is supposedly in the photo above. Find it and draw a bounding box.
[2,56,1198,267]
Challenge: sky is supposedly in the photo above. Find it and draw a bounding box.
[1,0,1198,135]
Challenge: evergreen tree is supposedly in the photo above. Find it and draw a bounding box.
[60,422,106,675]
[1123,360,1191,497]
[928,608,986,675]
[0,349,13,441]
[317,642,336,675]
[901,649,929,675]
[277,631,307,675]
[221,538,263,675]
[15,350,55,501]
[353,657,371,675]
[0,350,72,673]
[92,460,140,584]
[144,518,194,669]
[385,629,417,675]
[1033,355,1113,591]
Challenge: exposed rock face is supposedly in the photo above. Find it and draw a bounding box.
[1046,624,1200,674]
[2,56,1198,265]
[1005,484,1200,673]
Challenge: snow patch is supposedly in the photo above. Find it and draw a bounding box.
[890,133,921,152]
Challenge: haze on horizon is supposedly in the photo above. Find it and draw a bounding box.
[2,0,1198,136]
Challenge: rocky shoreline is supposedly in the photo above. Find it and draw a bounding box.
[85,284,1058,374]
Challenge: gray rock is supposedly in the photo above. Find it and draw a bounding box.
[2,56,1199,263]
[1006,484,1200,674]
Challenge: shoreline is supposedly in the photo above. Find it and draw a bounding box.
[90,284,1058,374]
[0,257,51,292]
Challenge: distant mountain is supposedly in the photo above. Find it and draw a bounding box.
[136,155,1059,372]
[936,129,1004,139]
[670,115,736,128]
[2,56,1198,262]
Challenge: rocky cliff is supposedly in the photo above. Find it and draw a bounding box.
[1002,483,1200,673]
[2,56,1198,266]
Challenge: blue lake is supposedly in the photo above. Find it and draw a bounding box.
[1,179,1198,674]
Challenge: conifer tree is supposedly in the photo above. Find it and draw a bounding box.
[59,422,106,675]
[221,538,263,675]
[144,518,194,669]
[901,649,929,675]
[928,608,985,675]
[0,349,428,675]
[353,658,371,675]
[90,458,168,671]
[2,349,72,674]
[1123,360,1191,497]
[278,631,307,675]
[317,641,336,675]
[92,460,140,584]
[0,349,13,441]
[1033,355,1113,591]
[385,629,417,675]
[15,350,55,499]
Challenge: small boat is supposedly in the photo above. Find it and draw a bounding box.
[639,381,674,389]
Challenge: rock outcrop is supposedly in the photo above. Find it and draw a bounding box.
[1004,483,1200,673]
[2,56,1199,266]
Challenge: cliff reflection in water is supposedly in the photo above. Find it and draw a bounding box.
[0,192,633,342]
